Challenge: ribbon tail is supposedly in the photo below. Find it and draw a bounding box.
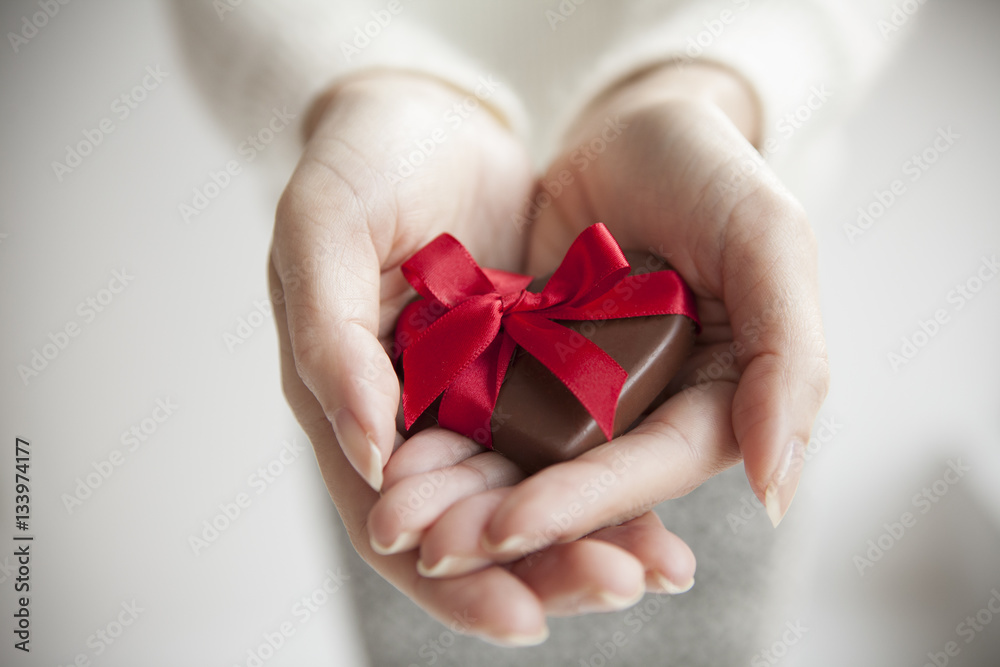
[504,313,625,440]
[401,296,502,428]
[438,334,517,449]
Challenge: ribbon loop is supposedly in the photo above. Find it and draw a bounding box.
[401,233,497,306]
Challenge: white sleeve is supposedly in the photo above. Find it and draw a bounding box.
[170,0,908,160]
[167,0,529,143]
[555,0,907,149]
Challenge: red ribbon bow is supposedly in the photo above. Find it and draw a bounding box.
[394,223,699,448]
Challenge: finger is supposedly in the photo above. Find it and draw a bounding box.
[418,488,512,578]
[420,494,693,600]
[587,511,695,594]
[509,540,645,616]
[381,427,486,491]
[369,443,524,555]
[481,382,741,559]
[418,490,647,616]
[719,188,830,527]
[271,148,400,492]
[270,261,548,646]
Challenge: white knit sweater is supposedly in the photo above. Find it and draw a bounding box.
[170,0,902,166]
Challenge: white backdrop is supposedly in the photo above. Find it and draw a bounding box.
[1,0,998,666]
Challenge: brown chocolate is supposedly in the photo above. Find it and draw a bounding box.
[398,251,696,474]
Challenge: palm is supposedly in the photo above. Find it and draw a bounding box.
[278,69,828,644]
[371,91,826,587]
[273,74,697,644]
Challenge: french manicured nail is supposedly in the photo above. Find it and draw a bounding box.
[553,586,644,615]
[596,586,644,610]
[647,571,694,595]
[764,440,806,528]
[331,408,384,492]
[487,626,549,647]
[370,531,419,556]
[416,555,492,578]
[481,533,534,557]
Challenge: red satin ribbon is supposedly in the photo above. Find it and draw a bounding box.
[394,223,700,448]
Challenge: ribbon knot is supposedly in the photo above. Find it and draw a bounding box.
[500,289,528,314]
[394,223,699,448]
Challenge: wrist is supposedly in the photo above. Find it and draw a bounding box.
[569,61,762,147]
[303,69,513,143]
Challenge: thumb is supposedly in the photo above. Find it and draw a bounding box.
[271,160,400,492]
[723,188,830,527]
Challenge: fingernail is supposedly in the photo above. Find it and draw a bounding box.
[487,626,549,647]
[370,531,420,556]
[366,438,385,491]
[416,554,492,578]
[596,586,644,611]
[764,439,806,528]
[481,533,535,557]
[331,408,384,492]
[647,571,695,595]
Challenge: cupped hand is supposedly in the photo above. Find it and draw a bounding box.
[369,62,829,576]
[271,71,700,644]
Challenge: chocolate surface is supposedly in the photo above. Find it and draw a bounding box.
[398,250,696,474]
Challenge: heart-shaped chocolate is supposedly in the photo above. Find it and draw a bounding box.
[398,250,696,474]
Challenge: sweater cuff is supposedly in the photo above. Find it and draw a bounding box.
[553,0,894,152]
